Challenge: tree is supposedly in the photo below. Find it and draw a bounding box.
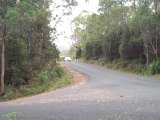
[0,0,60,93]
[72,0,160,68]
[0,0,7,95]
[76,47,82,59]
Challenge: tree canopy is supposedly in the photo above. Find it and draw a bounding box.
[72,0,160,74]
[0,0,60,94]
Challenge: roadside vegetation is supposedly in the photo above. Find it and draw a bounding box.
[0,112,19,120]
[0,62,74,101]
[70,0,160,77]
[0,0,76,99]
[0,0,59,96]
[82,59,160,78]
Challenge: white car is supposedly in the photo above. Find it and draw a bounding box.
[64,57,72,62]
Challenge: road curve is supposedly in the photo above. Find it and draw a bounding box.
[0,62,160,120]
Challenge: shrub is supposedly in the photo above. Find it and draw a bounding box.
[92,41,103,59]
[54,67,65,78]
[84,41,103,60]
[76,47,82,59]
[36,66,65,85]
[1,112,19,120]
[1,65,74,101]
[148,60,160,75]
[85,42,93,60]
[132,63,146,73]
[2,86,17,100]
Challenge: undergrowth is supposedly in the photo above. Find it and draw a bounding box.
[0,65,74,101]
[84,59,160,77]
[0,112,19,120]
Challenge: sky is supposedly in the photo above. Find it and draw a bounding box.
[50,0,99,51]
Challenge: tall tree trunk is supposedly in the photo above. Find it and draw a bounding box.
[154,0,158,14]
[146,46,149,66]
[108,36,112,61]
[0,0,7,95]
[155,35,158,59]
[133,0,136,10]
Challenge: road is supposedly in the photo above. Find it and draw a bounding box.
[0,62,160,120]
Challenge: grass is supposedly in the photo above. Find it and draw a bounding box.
[152,74,160,79]
[0,112,19,120]
[0,64,74,101]
[107,118,113,120]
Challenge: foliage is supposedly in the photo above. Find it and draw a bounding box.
[84,42,93,60]
[0,65,74,101]
[148,60,160,75]
[36,66,65,85]
[19,66,66,96]
[0,112,19,120]
[71,0,160,75]
[0,0,60,93]
[2,86,17,100]
[84,41,103,60]
[76,47,82,59]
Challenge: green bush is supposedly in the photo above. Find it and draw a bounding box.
[54,67,65,78]
[108,59,146,73]
[22,86,46,96]
[92,41,103,59]
[76,47,82,59]
[84,41,103,60]
[36,67,63,84]
[54,75,73,88]
[2,86,17,100]
[148,60,160,75]
[1,112,19,120]
[85,42,93,60]
[115,60,129,68]
[1,65,74,101]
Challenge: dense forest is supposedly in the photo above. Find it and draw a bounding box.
[72,0,160,75]
[1,0,160,97]
[0,0,60,95]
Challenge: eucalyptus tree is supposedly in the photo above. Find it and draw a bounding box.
[0,0,7,95]
[0,0,60,94]
[129,1,160,65]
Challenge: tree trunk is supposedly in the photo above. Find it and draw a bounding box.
[1,26,6,94]
[146,46,149,66]
[0,0,7,95]
[154,0,158,14]
[155,35,158,59]
[108,36,112,61]
[133,0,136,10]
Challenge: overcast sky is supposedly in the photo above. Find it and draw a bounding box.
[50,0,99,51]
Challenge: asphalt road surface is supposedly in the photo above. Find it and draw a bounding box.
[0,62,160,120]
